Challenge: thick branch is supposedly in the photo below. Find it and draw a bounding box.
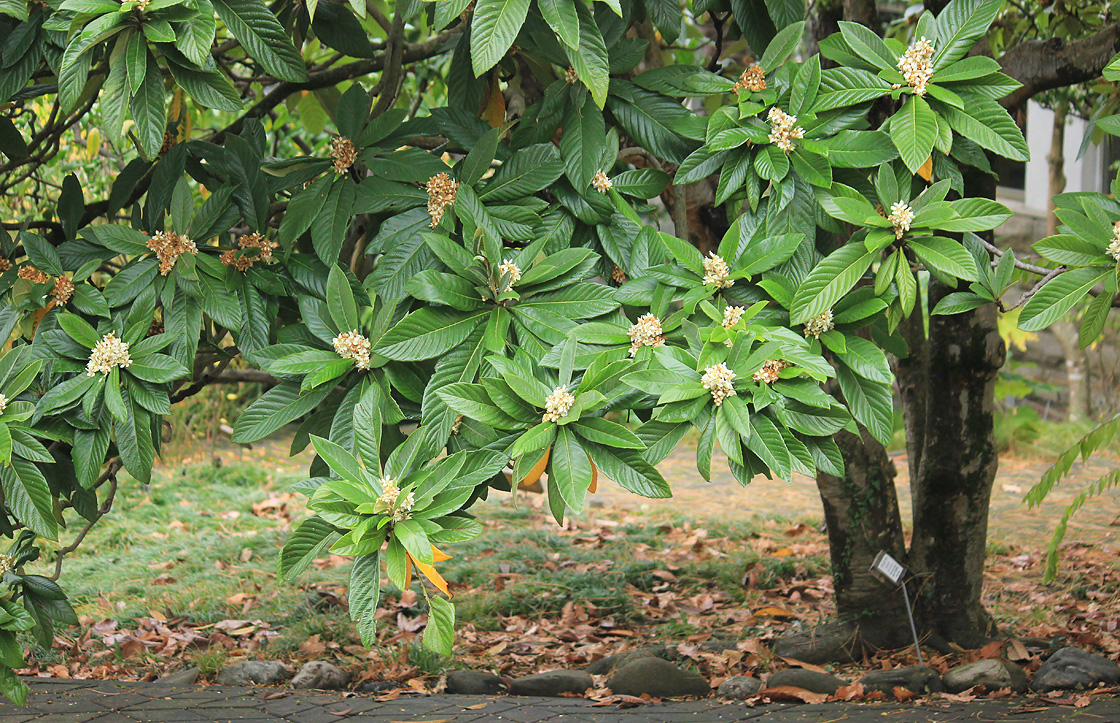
[1000,23,1120,110]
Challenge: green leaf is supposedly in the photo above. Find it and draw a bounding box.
[1019,267,1113,332]
[573,417,645,449]
[931,291,988,315]
[470,0,531,76]
[232,383,333,443]
[327,265,360,332]
[891,95,937,174]
[422,595,455,656]
[834,335,893,383]
[175,0,217,65]
[759,20,805,69]
[790,242,877,324]
[0,457,56,539]
[584,442,671,498]
[821,130,898,167]
[539,0,579,48]
[939,198,1013,232]
[560,94,606,191]
[349,553,381,646]
[933,0,1003,71]
[480,144,563,202]
[836,365,893,445]
[130,53,166,159]
[815,68,893,111]
[0,667,27,706]
[1033,235,1108,267]
[837,21,896,71]
[211,0,307,82]
[552,425,592,512]
[939,99,1029,162]
[279,516,339,581]
[907,237,978,281]
[566,2,610,108]
[376,308,487,361]
[731,0,776,58]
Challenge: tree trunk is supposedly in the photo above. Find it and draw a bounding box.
[774,430,912,663]
[907,293,1005,648]
[1045,101,1091,422]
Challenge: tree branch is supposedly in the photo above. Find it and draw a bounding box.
[1000,22,1120,111]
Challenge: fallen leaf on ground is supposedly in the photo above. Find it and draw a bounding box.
[263,692,287,700]
[329,708,353,717]
[758,686,828,704]
[779,657,827,673]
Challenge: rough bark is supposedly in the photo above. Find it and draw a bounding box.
[999,23,1120,111]
[908,292,1005,649]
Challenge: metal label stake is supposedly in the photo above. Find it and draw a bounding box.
[870,550,923,666]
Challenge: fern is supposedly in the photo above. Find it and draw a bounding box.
[1024,413,1120,581]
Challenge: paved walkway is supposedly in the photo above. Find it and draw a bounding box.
[3,680,1118,723]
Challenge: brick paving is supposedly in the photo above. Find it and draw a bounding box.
[1,680,1117,723]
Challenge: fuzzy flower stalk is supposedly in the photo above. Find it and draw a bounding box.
[627,313,665,357]
[333,331,371,370]
[767,107,805,153]
[86,332,132,376]
[542,385,575,423]
[898,38,935,96]
[888,202,914,240]
[701,363,737,406]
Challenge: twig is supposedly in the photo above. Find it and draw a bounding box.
[50,461,121,581]
[1000,265,1067,312]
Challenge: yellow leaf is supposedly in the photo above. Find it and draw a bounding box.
[519,446,550,490]
[480,72,505,128]
[406,550,450,598]
[588,458,598,493]
[431,544,451,563]
[85,128,101,160]
[917,155,933,182]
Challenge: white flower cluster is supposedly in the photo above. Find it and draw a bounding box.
[333,330,371,370]
[426,172,459,228]
[898,38,935,96]
[701,363,737,406]
[888,201,914,240]
[702,252,733,288]
[376,477,415,522]
[498,259,522,291]
[592,170,613,194]
[767,107,805,152]
[0,554,15,575]
[542,385,575,423]
[752,359,790,384]
[86,332,132,376]
[330,136,357,174]
[0,393,7,415]
[804,309,834,339]
[627,313,665,357]
[721,305,745,347]
[1109,222,1120,262]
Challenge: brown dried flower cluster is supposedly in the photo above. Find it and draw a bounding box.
[221,232,278,271]
[610,265,628,285]
[17,266,49,284]
[426,173,459,228]
[733,65,767,93]
[752,359,790,384]
[148,231,197,275]
[0,259,11,272]
[52,277,74,305]
[330,136,357,174]
[565,66,579,84]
